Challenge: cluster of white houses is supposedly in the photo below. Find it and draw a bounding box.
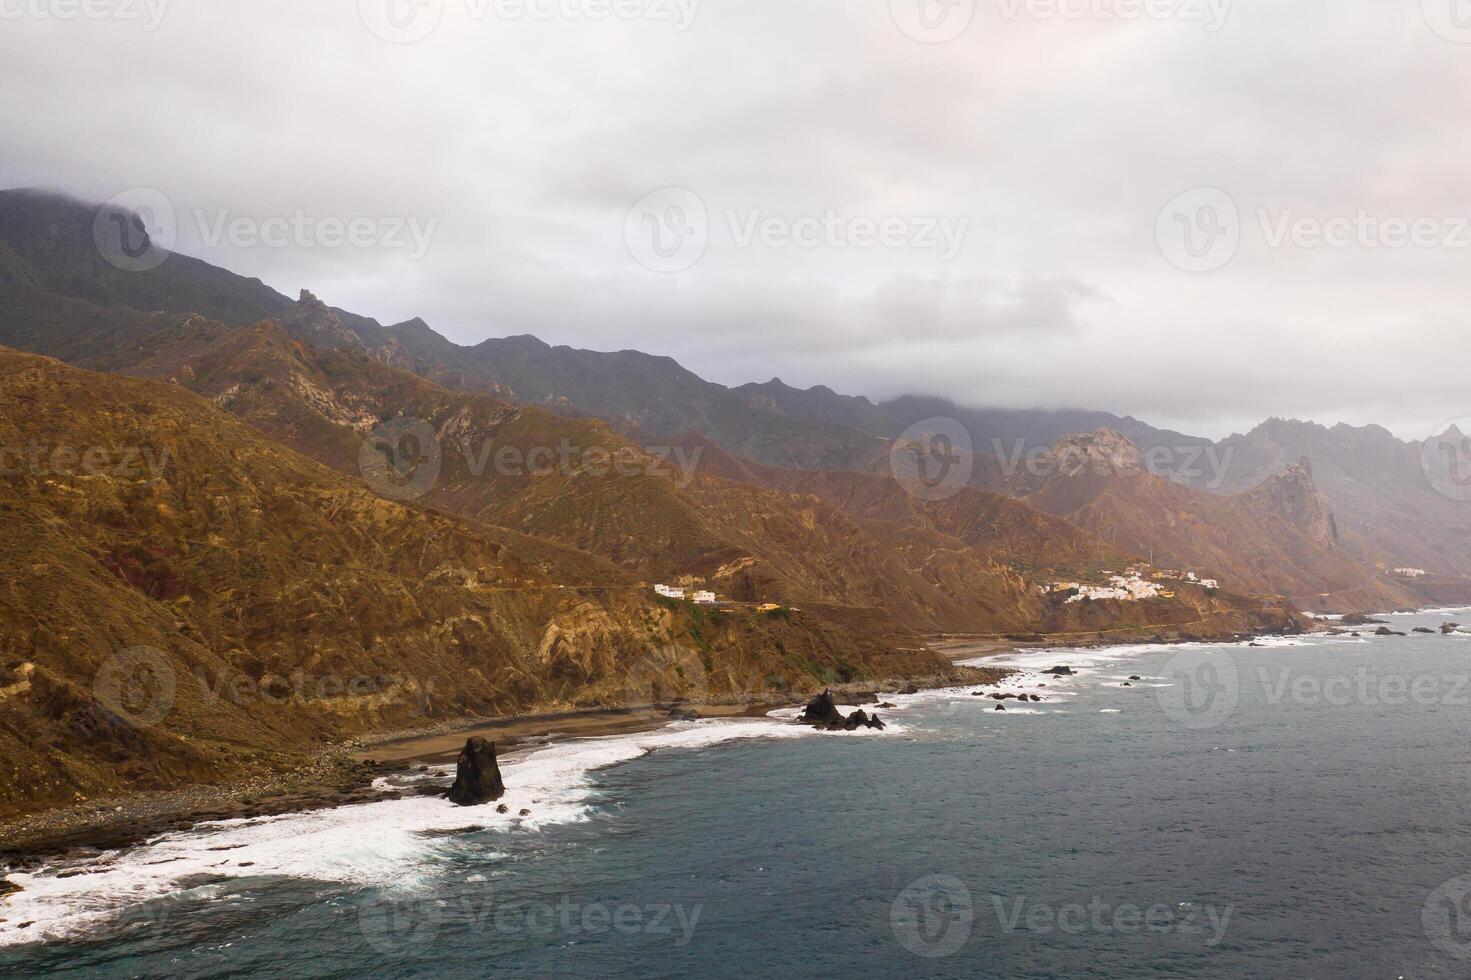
[654,584,719,604]
[1392,567,1428,578]
[1041,567,1219,603]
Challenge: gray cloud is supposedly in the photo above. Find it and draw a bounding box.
[1,0,1467,439]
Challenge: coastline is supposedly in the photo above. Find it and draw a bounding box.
[0,664,1011,867]
[1,612,1337,872]
[0,621,1369,946]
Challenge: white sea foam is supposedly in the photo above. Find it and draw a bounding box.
[1384,606,1471,618]
[0,717,838,948]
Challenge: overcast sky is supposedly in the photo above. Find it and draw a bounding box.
[2,0,1468,439]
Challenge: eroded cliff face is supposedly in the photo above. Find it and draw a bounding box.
[0,350,933,818]
[1243,459,1338,545]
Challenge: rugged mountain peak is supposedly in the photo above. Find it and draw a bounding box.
[281,289,363,350]
[1050,428,1145,476]
[1249,456,1338,543]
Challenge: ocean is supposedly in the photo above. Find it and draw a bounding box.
[5,610,1471,978]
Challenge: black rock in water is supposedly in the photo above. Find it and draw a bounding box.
[446,737,506,807]
[799,689,846,727]
[868,713,886,730]
[843,709,871,731]
[1042,666,1075,676]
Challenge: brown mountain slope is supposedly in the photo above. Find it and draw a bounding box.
[175,321,1047,633]
[0,282,1053,633]
[0,348,938,818]
[1202,419,1471,601]
[1012,431,1412,612]
[663,433,1133,579]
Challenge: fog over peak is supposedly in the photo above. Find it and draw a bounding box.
[2,0,1466,440]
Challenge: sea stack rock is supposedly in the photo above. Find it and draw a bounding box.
[1042,666,1075,676]
[799,689,846,727]
[446,737,506,807]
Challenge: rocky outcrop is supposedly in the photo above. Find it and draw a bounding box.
[797,691,887,731]
[445,737,506,807]
[1042,666,1075,676]
[1374,626,1406,637]
[798,689,845,727]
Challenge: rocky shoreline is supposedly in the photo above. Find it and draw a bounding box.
[0,664,1011,869]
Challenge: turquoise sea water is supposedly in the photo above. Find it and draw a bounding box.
[6,610,1471,978]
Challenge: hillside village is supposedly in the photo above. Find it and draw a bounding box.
[653,583,785,613]
[1042,568,1220,604]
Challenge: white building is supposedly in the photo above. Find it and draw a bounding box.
[654,584,685,599]
[1393,568,1428,578]
[692,591,718,604]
